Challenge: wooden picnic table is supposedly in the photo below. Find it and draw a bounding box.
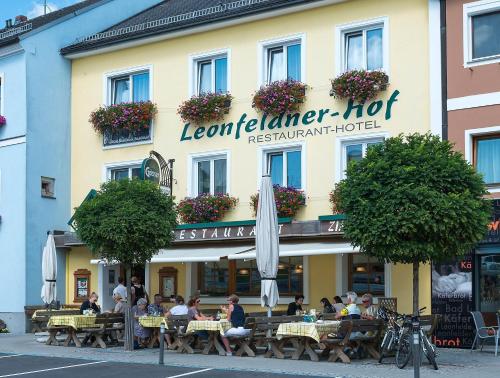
[276,321,341,361]
[186,320,232,355]
[46,314,98,347]
[139,316,167,348]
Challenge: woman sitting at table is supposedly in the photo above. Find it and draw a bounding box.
[132,298,151,348]
[320,297,335,313]
[220,294,250,356]
[332,295,345,313]
[79,292,101,314]
[187,297,213,340]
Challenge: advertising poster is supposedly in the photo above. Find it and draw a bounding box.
[431,252,474,348]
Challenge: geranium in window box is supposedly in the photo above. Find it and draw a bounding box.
[89,101,157,135]
[252,80,307,116]
[329,185,343,215]
[250,185,306,218]
[177,92,233,125]
[177,193,238,224]
[0,115,6,126]
[330,70,389,103]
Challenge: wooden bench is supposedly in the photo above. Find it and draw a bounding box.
[254,315,302,359]
[169,316,195,354]
[225,317,257,357]
[33,309,80,333]
[163,315,189,351]
[321,320,353,363]
[349,319,384,359]
[82,313,124,348]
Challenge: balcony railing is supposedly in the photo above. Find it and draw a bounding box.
[103,127,151,146]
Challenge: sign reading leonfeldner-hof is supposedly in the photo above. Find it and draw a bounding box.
[141,157,160,184]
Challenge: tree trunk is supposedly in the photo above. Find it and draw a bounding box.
[412,260,419,316]
[124,265,134,351]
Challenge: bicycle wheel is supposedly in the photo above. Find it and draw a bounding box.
[379,330,392,363]
[421,334,438,370]
[396,332,412,369]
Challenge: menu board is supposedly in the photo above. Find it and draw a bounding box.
[76,277,89,298]
[431,253,474,348]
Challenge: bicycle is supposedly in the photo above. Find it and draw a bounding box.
[378,306,403,363]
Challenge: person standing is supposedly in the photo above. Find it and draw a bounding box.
[112,277,127,301]
[131,276,148,306]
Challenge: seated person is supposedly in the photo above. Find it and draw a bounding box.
[335,291,361,319]
[221,294,250,356]
[187,297,213,340]
[132,298,150,348]
[360,293,378,320]
[165,295,188,349]
[332,296,345,313]
[79,292,101,314]
[287,294,304,315]
[320,297,335,313]
[148,294,165,316]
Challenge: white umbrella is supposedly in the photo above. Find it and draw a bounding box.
[41,234,57,305]
[256,175,279,311]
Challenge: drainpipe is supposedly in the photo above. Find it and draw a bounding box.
[440,0,448,140]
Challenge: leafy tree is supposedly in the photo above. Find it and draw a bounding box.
[73,179,177,349]
[337,133,491,314]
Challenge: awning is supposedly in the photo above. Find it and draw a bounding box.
[152,245,254,263]
[228,242,358,260]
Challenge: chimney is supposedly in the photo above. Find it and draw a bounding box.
[5,19,12,28]
[15,15,28,25]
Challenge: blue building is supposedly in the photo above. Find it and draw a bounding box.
[0,0,161,333]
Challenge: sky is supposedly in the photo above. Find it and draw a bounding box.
[0,0,83,23]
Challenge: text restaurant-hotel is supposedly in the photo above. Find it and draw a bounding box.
[58,0,441,315]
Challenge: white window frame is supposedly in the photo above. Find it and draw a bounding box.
[102,65,154,150]
[463,0,500,67]
[335,132,389,182]
[187,150,231,197]
[0,72,4,115]
[188,49,231,96]
[257,33,306,86]
[465,125,500,193]
[41,177,56,198]
[335,17,389,75]
[102,160,144,182]
[257,141,306,192]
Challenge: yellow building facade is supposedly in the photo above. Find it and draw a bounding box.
[63,0,440,314]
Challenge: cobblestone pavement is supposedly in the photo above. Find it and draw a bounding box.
[0,334,498,378]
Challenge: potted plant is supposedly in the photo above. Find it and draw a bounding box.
[177,193,238,224]
[329,185,342,215]
[89,101,157,135]
[177,92,233,124]
[252,80,307,116]
[0,115,6,126]
[330,70,389,103]
[250,185,306,218]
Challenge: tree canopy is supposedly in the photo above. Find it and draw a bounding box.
[73,179,177,266]
[337,133,491,265]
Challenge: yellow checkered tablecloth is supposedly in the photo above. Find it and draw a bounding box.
[47,315,99,330]
[186,320,232,335]
[276,321,341,343]
[139,316,167,328]
[31,309,78,319]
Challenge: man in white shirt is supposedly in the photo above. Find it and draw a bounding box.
[113,277,127,301]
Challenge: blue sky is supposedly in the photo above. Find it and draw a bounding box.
[0,0,82,23]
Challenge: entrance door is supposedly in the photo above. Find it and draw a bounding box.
[102,265,119,312]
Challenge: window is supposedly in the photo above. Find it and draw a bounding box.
[266,148,302,189]
[41,177,55,198]
[198,257,303,297]
[192,154,228,196]
[110,166,141,181]
[464,1,500,65]
[341,138,384,176]
[337,18,388,73]
[478,253,500,312]
[111,71,149,104]
[195,55,228,94]
[349,254,385,296]
[0,74,3,114]
[260,36,303,84]
[474,135,500,186]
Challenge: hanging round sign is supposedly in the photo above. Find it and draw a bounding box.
[141,158,160,184]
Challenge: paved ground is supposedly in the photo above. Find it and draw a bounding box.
[1,334,499,378]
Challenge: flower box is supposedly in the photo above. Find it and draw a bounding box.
[89,101,157,137]
[0,115,6,126]
[177,193,238,224]
[252,80,307,116]
[177,92,233,125]
[250,185,306,218]
[330,70,389,103]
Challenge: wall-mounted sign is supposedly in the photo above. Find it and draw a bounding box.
[480,199,500,244]
[174,219,343,242]
[141,157,161,184]
[180,90,400,144]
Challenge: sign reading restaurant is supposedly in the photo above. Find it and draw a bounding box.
[174,218,344,242]
[180,90,400,144]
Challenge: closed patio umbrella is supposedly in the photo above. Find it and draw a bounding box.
[41,233,57,306]
[256,175,279,311]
